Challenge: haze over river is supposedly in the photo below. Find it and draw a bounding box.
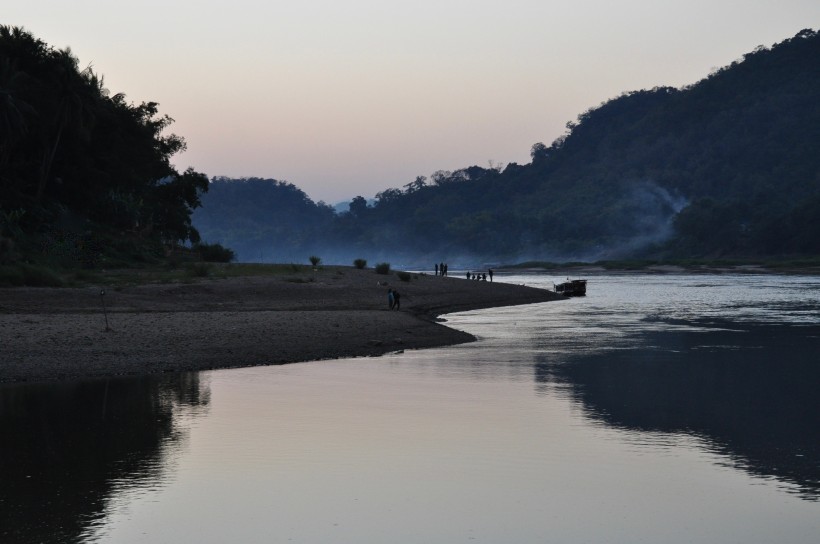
[2,273,819,543]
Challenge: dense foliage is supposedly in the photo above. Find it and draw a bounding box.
[0,26,208,268]
[520,28,820,259]
[193,29,819,264]
[192,176,335,262]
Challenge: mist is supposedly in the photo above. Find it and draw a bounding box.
[193,177,690,270]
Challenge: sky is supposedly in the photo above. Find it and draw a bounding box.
[6,1,820,203]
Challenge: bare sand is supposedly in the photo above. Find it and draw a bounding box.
[0,267,562,383]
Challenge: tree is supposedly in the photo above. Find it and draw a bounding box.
[149,168,209,245]
[375,187,402,205]
[0,26,210,264]
[403,175,427,194]
[35,48,99,204]
[0,59,33,171]
[348,196,368,217]
[530,142,549,162]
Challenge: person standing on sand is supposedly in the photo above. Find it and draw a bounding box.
[388,289,394,310]
[435,263,439,276]
[393,290,401,310]
[488,269,493,282]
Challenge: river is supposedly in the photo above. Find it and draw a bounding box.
[1,273,819,543]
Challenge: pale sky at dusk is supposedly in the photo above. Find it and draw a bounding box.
[6,1,819,202]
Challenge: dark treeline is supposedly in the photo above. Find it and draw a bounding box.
[0,26,208,270]
[195,29,820,265]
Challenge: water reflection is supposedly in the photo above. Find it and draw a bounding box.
[447,273,820,501]
[534,320,820,500]
[0,373,209,543]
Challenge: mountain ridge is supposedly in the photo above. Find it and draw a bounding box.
[195,29,819,264]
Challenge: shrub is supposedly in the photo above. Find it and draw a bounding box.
[196,242,236,263]
[396,271,412,282]
[353,258,367,269]
[309,255,321,266]
[187,262,211,277]
[0,265,25,287]
[0,236,17,265]
[374,262,391,275]
[166,252,183,269]
[71,269,101,283]
[18,264,65,287]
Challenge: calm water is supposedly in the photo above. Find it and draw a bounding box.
[2,273,819,543]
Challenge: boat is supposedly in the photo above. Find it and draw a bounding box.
[554,279,587,296]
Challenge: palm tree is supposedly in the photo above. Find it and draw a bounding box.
[0,58,34,174]
[35,48,100,203]
[0,27,43,204]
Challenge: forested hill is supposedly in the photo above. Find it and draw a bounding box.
[0,26,208,270]
[516,27,820,258]
[192,177,335,262]
[198,29,819,265]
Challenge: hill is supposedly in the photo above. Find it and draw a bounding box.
[192,177,335,262]
[194,29,819,265]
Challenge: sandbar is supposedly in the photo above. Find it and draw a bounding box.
[0,267,562,383]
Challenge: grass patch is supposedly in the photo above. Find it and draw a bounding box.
[186,263,212,278]
[0,264,65,287]
[765,258,820,269]
[0,265,25,286]
[396,271,412,282]
[68,269,103,285]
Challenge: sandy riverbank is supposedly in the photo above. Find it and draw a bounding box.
[0,267,563,383]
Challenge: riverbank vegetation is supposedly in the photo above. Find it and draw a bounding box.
[0,261,330,288]
[504,257,820,274]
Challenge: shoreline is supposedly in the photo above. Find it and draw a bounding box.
[499,263,820,276]
[0,267,563,384]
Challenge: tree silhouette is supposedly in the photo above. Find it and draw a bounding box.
[0,26,209,266]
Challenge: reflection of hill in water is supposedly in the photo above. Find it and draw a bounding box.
[0,374,209,543]
[535,322,820,501]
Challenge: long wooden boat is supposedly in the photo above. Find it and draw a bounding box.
[554,279,587,296]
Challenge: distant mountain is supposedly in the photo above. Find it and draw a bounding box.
[193,29,820,264]
[192,177,335,262]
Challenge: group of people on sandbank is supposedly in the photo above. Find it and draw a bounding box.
[434,263,493,282]
[466,269,493,282]
[434,262,494,282]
